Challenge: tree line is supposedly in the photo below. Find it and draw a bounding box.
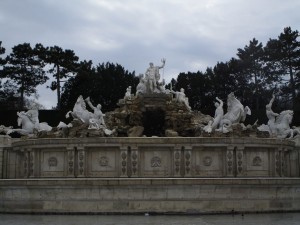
[0,27,299,121]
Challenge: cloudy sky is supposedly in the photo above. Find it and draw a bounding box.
[1,0,299,108]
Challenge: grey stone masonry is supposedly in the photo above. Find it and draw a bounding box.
[1,137,298,179]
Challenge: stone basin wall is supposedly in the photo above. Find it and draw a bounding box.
[1,137,298,179]
[1,136,300,214]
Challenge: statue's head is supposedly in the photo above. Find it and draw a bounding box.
[286,110,294,123]
[31,102,38,110]
[149,62,154,67]
[266,103,271,110]
[77,95,83,103]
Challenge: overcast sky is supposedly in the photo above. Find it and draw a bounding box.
[1,0,299,109]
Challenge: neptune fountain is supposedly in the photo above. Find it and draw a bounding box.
[0,59,300,214]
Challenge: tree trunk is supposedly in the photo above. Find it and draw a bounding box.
[289,65,296,110]
[56,65,61,110]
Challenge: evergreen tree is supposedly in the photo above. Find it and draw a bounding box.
[42,45,79,110]
[0,41,6,67]
[173,71,212,113]
[236,38,274,109]
[61,62,138,112]
[265,27,300,109]
[2,43,48,109]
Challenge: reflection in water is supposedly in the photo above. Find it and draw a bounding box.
[0,213,300,225]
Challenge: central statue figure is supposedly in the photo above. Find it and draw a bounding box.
[144,58,166,93]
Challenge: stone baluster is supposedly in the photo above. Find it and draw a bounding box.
[236,146,244,177]
[23,150,29,178]
[67,147,75,177]
[226,146,235,177]
[131,146,138,177]
[77,147,85,177]
[28,149,35,178]
[173,146,182,177]
[120,147,128,177]
[184,146,192,177]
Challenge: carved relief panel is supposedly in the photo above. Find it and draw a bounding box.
[140,147,172,177]
[87,147,118,177]
[245,148,269,176]
[40,150,65,177]
[194,148,224,177]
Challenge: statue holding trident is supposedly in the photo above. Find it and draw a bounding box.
[144,58,166,93]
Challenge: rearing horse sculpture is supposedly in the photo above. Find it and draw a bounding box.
[65,95,94,124]
[219,92,251,132]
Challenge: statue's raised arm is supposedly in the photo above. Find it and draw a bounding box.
[159,58,166,69]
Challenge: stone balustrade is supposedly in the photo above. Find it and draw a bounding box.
[2,137,297,179]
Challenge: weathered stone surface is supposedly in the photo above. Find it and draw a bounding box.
[257,130,270,138]
[1,178,300,214]
[2,137,297,179]
[165,129,178,137]
[127,126,144,137]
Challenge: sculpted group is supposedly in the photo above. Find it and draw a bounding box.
[1,59,299,139]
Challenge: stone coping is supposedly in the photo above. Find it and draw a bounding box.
[11,137,295,148]
[1,177,300,186]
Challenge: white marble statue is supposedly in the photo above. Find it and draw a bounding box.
[275,110,294,138]
[0,125,13,135]
[136,74,147,96]
[124,86,132,100]
[203,97,224,133]
[257,94,295,138]
[25,105,40,130]
[266,94,279,136]
[209,92,251,133]
[211,97,224,130]
[171,88,191,111]
[66,95,109,131]
[66,95,94,124]
[258,109,295,138]
[8,111,52,135]
[85,97,106,129]
[144,58,166,93]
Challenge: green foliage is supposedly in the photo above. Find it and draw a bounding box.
[41,45,79,109]
[236,38,276,109]
[0,41,6,66]
[1,43,48,109]
[61,62,139,112]
[265,27,300,109]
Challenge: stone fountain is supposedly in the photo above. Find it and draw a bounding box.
[0,59,300,214]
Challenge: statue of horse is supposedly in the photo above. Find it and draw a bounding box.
[275,110,294,138]
[8,111,52,135]
[258,110,294,138]
[218,93,251,132]
[65,95,94,124]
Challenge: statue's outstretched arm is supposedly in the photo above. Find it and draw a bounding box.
[216,97,223,106]
[85,97,95,110]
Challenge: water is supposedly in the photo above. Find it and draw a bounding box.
[0,213,300,225]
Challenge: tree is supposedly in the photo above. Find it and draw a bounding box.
[173,71,212,113]
[236,38,275,110]
[2,43,48,109]
[61,62,139,112]
[265,27,300,109]
[42,45,79,110]
[0,41,6,67]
